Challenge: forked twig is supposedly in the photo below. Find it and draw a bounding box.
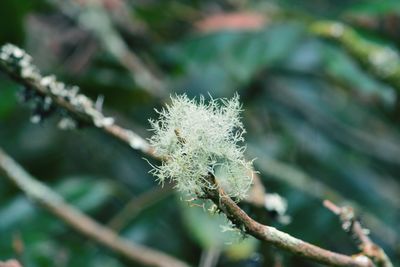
[324,200,393,267]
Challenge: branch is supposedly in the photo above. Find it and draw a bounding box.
[0,43,367,266]
[0,43,272,213]
[0,147,188,267]
[203,175,374,267]
[0,43,154,156]
[250,150,399,248]
[324,200,393,267]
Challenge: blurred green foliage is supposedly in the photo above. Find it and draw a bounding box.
[0,0,399,266]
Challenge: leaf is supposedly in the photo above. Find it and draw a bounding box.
[165,23,304,96]
[179,199,258,260]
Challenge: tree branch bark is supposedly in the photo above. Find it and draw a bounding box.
[203,175,375,267]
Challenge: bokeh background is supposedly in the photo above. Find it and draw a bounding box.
[0,0,399,266]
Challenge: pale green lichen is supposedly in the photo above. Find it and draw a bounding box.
[148,94,253,201]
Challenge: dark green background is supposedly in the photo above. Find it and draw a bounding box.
[0,0,399,266]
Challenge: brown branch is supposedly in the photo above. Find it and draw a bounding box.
[0,43,371,267]
[203,175,375,267]
[0,147,189,267]
[251,150,399,248]
[324,200,393,267]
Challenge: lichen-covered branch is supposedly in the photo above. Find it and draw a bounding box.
[0,43,271,211]
[2,43,363,266]
[0,44,153,156]
[310,21,400,91]
[324,200,393,267]
[203,176,374,267]
[0,147,189,267]
[146,94,377,267]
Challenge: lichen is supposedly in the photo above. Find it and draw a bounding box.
[148,94,253,201]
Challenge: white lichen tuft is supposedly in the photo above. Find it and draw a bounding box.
[148,94,253,201]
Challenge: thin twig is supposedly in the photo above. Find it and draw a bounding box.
[0,147,189,267]
[324,200,393,267]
